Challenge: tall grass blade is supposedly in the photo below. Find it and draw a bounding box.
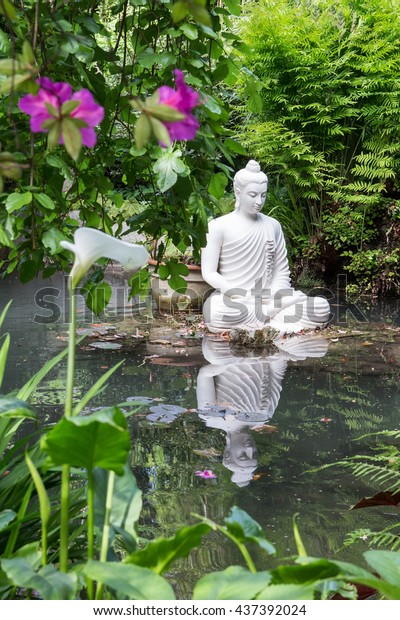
[0,300,12,331]
[0,333,10,389]
[72,359,125,416]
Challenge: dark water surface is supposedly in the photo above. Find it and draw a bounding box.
[2,273,400,597]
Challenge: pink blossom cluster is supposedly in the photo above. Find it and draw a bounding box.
[157,69,200,142]
[19,77,104,147]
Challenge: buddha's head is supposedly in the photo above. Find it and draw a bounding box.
[233,160,268,214]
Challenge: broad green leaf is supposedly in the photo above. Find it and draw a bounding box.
[21,41,35,64]
[193,566,271,600]
[224,506,276,555]
[171,2,189,23]
[0,396,36,420]
[348,577,400,600]
[0,510,16,533]
[94,465,142,554]
[1,559,77,599]
[61,118,82,160]
[256,583,316,600]
[224,0,241,16]
[5,191,32,214]
[0,72,33,94]
[35,193,56,211]
[0,0,17,20]
[180,23,198,40]
[45,154,72,179]
[272,560,340,585]
[42,228,66,255]
[124,523,211,574]
[47,122,61,150]
[153,149,190,192]
[224,138,247,155]
[85,281,112,316]
[293,513,307,557]
[41,407,130,475]
[364,550,400,586]
[84,561,176,600]
[0,224,13,248]
[0,29,10,54]
[208,172,228,199]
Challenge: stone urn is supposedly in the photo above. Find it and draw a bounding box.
[148,259,213,312]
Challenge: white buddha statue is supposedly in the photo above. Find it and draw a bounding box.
[201,160,331,335]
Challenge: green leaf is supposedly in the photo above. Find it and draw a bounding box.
[84,561,176,600]
[25,452,51,528]
[193,566,271,600]
[1,559,77,599]
[272,560,340,585]
[364,550,400,586]
[41,407,130,475]
[149,116,171,148]
[146,103,185,122]
[224,506,276,555]
[46,154,72,179]
[35,193,56,211]
[85,281,112,316]
[0,73,33,94]
[256,583,316,600]
[224,138,247,155]
[208,172,228,199]
[0,396,36,420]
[0,223,13,248]
[47,122,62,150]
[134,113,151,150]
[5,192,32,214]
[0,333,10,389]
[0,510,16,533]
[171,2,189,23]
[125,523,211,574]
[224,0,241,16]
[293,513,307,557]
[21,41,35,65]
[94,464,142,554]
[42,227,66,255]
[0,0,17,20]
[61,100,80,116]
[0,299,12,331]
[61,118,82,161]
[153,149,190,192]
[0,29,11,54]
[180,23,198,40]
[17,342,72,401]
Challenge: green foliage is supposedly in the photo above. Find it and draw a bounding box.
[0,0,244,293]
[237,0,400,287]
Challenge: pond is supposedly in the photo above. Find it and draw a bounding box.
[1,272,400,598]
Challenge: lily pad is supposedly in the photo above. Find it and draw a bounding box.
[89,341,122,350]
[147,403,187,423]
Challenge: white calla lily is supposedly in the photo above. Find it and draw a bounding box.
[60,227,149,288]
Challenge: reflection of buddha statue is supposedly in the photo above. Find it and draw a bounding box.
[197,335,329,487]
[202,160,331,335]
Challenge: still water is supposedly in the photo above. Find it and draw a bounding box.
[1,273,400,597]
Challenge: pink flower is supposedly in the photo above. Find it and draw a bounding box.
[18,77,104,148]
[195,469,217,479]
[157,69,200,142]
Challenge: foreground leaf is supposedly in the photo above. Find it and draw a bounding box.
[124,523,211,574]
[1,559,77,599]
[224,506,276,555]
[84,561,176,599]
[41,408,130,474]
[193,566,271,600]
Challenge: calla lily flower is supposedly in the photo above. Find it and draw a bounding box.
[60,227,149,288]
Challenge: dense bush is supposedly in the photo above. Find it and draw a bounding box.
[237,0,400,293]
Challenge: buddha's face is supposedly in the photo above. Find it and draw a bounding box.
[236,181,268,216]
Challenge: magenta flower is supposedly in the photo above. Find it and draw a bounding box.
[18,77,104,148]
[195,469,217,479]
[157,69,200,142]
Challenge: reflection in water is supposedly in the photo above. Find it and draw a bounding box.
[197,335,329,487]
